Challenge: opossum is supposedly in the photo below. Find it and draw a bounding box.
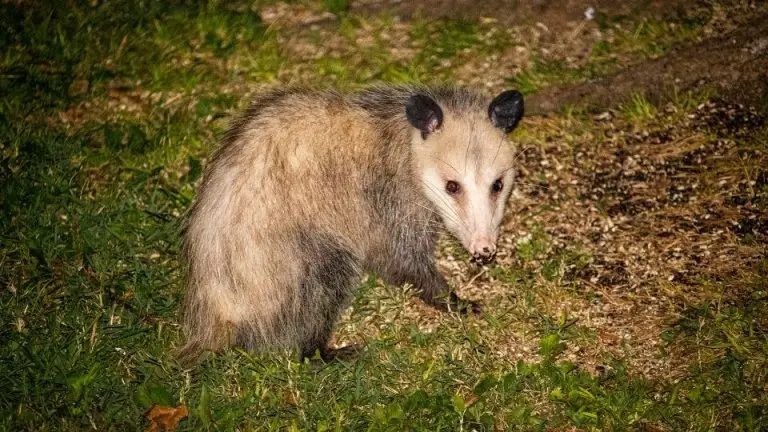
[181,85,524,360]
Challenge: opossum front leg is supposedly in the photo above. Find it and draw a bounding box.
[380,258,481,315]
[413,264,482,315]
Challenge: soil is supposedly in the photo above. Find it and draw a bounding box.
[352,0,689,31]
[526,10,768,115]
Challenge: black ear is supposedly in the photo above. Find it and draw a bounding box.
[488,90,524,133]
[406,94,443,139]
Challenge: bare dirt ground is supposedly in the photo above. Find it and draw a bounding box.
[352,0,688,30]
[500,98,765,375]
[527,11,768,115]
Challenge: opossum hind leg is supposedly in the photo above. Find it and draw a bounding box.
[296,233,361,361]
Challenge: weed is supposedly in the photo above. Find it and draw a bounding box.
[620,93,658,122]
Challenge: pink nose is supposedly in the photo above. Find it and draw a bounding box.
[469,237,497,264]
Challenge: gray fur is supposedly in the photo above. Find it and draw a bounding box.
[180,84,520,361]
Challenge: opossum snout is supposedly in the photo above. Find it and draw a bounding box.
[469,239,497,264]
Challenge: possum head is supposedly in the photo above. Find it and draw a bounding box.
[407,90,524,264]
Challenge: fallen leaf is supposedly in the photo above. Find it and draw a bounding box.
[145,404,188,432]
[283,390,298,407]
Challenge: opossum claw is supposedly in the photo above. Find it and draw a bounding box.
[320,343,363,362]
[427,292,483,316]
[449,292,483,316]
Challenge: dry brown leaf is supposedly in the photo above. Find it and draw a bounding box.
[145,404,188,432]
[283,390,298,407]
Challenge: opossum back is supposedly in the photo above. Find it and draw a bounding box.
[209,93,387,238]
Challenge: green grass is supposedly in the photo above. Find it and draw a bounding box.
[661,276,768,430]
[619,93,658,123]
[512,60,588,95]
[324,0,350,15]
[2,0,767,430]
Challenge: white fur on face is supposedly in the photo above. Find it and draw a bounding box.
[413,111,516,255]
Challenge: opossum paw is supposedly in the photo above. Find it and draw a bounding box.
[455,299,483,316]
[447,292,483,316]
[466,300,483,316]
[321,343,363,362]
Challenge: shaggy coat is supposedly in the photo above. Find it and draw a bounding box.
[181,85,524,360]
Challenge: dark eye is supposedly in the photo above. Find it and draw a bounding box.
[491,178,504,193]
[445,180,461,195]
